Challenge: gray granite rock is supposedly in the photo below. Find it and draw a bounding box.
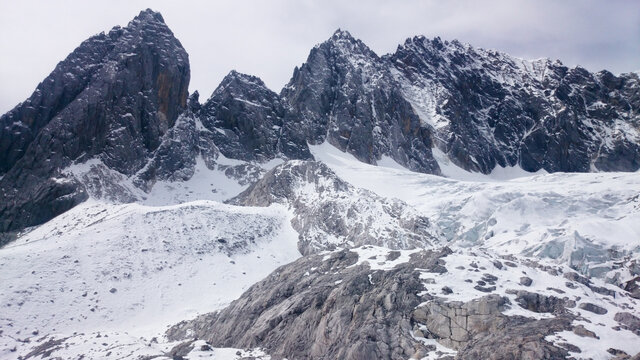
[166,247,576,360]
[579,302,608,315]
[167,247,453,360]
[229,160,440,254]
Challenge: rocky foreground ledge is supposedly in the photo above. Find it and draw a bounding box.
[165,246,640,360]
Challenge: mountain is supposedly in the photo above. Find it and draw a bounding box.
[1,9,639,360]
[2,16,639,237]
[390,36,640,173]
[281,29,441,174]
[199,70,310,162]
[230,160,440,255]
[0,9,189,236]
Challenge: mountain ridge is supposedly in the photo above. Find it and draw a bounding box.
[1,9,640,359]
[1,8,639,243]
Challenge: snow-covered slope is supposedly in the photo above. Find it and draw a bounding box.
[311,142,640,280]
[230,160,441,255]
[2,141,639,359]
[0,200,299,358]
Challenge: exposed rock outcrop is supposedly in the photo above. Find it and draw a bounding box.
[229,160,440,254]
[513,290,575,314]
[167,248,453,360]
[615,312,640,335]
[412,294,510,349]
[413,294,575,359]
[166,247,580,360]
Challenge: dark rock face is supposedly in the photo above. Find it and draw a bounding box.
[513,290,574,314]
[615,312,640,335]
[199,71,309,162]
[389,36,640,173]
[281,30,441,174]
[520,276,533,286]
[624,276,640,299]
[133,110,212,192]
[578,302,608,315]
[0,9,190,233]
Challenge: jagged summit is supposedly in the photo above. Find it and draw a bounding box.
[1,10,639,237]
[318,28,378,59]
[389,32,640,173]
[331,28,355,40]
[198,67,309,163]
[0,9,190,233]
[216,70,269,93]
[131,8,166,24]
[394,34,563,71]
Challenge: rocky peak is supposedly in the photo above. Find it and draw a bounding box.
[225,69,267,86]
[198,70,295,162]
[283,28,380,92]
[326,28,362,46]
[208,70,272,101]
[392,35,570,89]
[393,35,525,80]
[281,29,440,174]
[131,8,166,24]
[389,34,640,174]
[319,28,379,62]
[331,28,353,39]
[398,35,448,54]
[0,8,190,233]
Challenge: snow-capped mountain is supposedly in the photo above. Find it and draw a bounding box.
[2,12,639,237]
[1,8,639,360]
[0,10,190,236]
[390,36,640,174]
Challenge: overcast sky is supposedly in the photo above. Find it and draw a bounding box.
[1,0,639,114]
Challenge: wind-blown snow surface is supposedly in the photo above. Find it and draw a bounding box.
[311,142,640,277]
[0,200,299,358]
